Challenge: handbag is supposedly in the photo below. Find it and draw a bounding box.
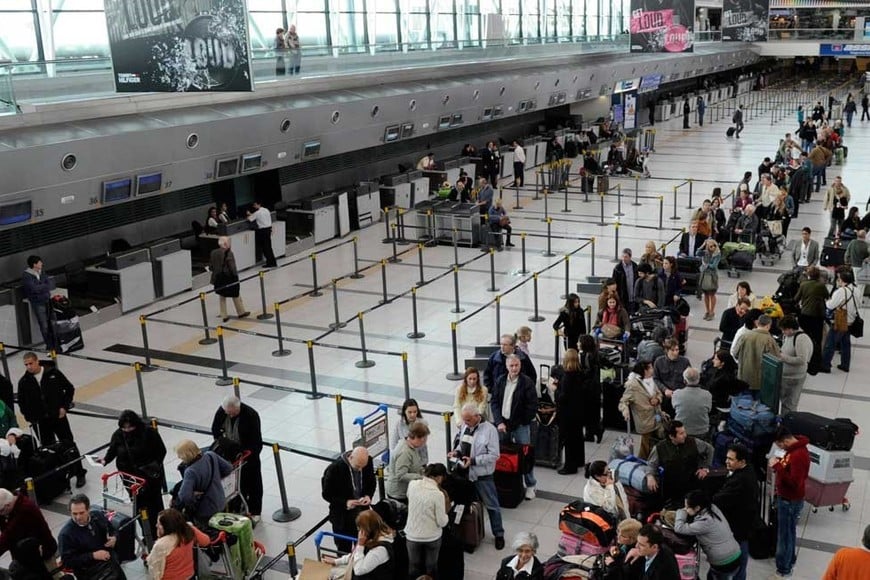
[849,290,864,338]
[601,323,622,340]
[699,269,717,293]
[137,461,163,482]
[764,219,783,236]
[833,304,849,333]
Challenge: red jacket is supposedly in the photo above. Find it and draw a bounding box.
[773,435,810,501]
[0,494,58,557]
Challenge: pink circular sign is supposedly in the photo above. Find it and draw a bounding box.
[664,24,692,52]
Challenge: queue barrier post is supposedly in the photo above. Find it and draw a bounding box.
[659,196,664,230]
[443,412,454,460]
[562,182,571,213]
[134,362,148,419]
[309,254,323,297]
[0,343,9,382]
[671,186,680,221]
[350,236,364,279]
[519,233,529,274]
[198,294,217,345]
[25,477,36,503]
[257,271,273,320]
[139,510,153,550]
[493,295,502,346]
[533,169,542,201]
[685,178,694,209]
[328,280,346,330]
[354,313,376,368]
[633,175,642,206]
[138,316,157,372]
[271,443,302,523]
[232,376,241,400]
[446,321,464,380]
[397,210,409,245]
[562,255,570,299]
[614,184,624,217]
[451,266,464,314]
[272,303,292,357]
[215,327,233,386]
[591,237,597,278]
[514,185,522,210]
[407,287,425,339]
[488,248,499,292]
[335,394,347,454]
[613,222,621,262]
[402,352,411,401]
[554,329,560,365]
[542,217,555,257]
[382,208,393,243]
[543,187,550,220]
[287,544,299,579]
[306,341,322,399]
[598,189,607,226]
[585,306,592,336]
[377,465,386,502]
[389,225,401,262]
[452,227,460,267]
[417,243,425,287]
[528,273,545,322]
[379,260,389,305]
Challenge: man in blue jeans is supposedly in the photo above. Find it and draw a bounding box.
[21,255,55,350]
[450,403,505,549]
[490,355,538,500]
[821,268,859,373]
[768,427,810,580]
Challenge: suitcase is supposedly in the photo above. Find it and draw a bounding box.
[675,550,699,580]
[209,513,255,574]
[804,477,851,509]
[712,431,736,468]
[565,140,579,158]
[494,470,525,508]
[28,441,78,504]
[821,241,847,267]
[597,174,609,194]
[496,443,534,474]
[808,445,853,483]
[557,532,610,556]
[726,127,736,137]
[450,500,485,552]
[558,501,617,547]
[624,486,662,521]
[729,251,755,270]
[602,379,627,431]
[531,408,561,468]
[50,297,84,353]
[108,510,137,562]
[835,147,844,165]
[721,242,756,260]
[728,394,776,439]
[609,458,655,493]
[780,412,858,451]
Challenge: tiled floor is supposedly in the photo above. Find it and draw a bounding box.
[13,87,870,580]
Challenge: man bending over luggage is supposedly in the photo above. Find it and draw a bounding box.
[645,421,713,507]
[58,494,121,579]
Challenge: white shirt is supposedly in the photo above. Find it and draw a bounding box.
[247,207,271,229]
[207,217,219,229]
[513,146,526,164]
[31,368,43,385]
[641,376,657,398]
[797,241,810,267]
[827,285,860,324]
[504,555,535,577]
[502,375,519,420]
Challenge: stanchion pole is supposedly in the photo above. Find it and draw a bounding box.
[446,322,464,380]
[389,224,401,262]
[257,271,273,320]
[197,293,217,345]
[377,465,386,501]
[271,444,302,522]
[542,217,555,257]
[417,243,425,287]
[397,210,409,245]
[350,236,364,279]
[659,195,664,229]
[215,327,233,386]
[614,184,624,217]
[139,316,156,371]
[232,376,241,399]
[514,185,522,210]
[543,187,550,219]
[328,280,346,330]
[306,341,321,399]
[488,248,499,292]
[134,362,148,419]
[272,303,291,357]
[685,178,694,209]
[562,255,570,299]
[402,352,411,400]
[443,412,454,459]
[554,329,560,365]
[519,233,529,274]
[452,227,460,267]
[382,208,392,243]
[287,544,298,578]
[562,182,571,213]
[633,175,641,206]
[335,394,347,454]
[598,190,607,226]
[379,259,389,305]
[451,266,464,314]
[613,222,621,262]
[591,237,597,278]
[354,313,376,368]
[528,273,545,322]
[404,283,427,340]
[671,186,680,220]
[309,253,323,297]
[493,295,502,345]
[24,478,36,503]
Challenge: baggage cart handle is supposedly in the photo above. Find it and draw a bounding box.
[233,449,251,468]
[352,404,389,426]
[314,531,358,548]
[101,471,146,495]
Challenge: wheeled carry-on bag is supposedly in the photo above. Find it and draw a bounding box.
[532,403,561,468]
[450,500,485,552]
[781,412,858,451]
[107,510,138,562]
[726,127,736,137]
[208,513,255,574]
[558,500,617,548]
[495,443,532,508]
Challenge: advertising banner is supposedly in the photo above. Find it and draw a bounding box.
[820,44,870,57]
[624,93,638,131]
[104,0,253,92]
[629,0,694,53]
[722,0,770,42]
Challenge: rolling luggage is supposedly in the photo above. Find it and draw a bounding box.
[557,532,609,556]
[728,394,776,440]
[726,127,736,137]
[494,471,524,508]
[495,443,530,508]
[624,486,662,521]
[108,510,137,562]
[28,440,80,504]
[532,404,561,468]
[609,457,655,493]
[437,527,465,578]
[729,251,755,270]
[558,501,617,547]
[209,513,255,574]
[597,174,609,194]
[450,500,485,552]
[50,296,83,353]
[780,412,858,451]
[821,239,847,267]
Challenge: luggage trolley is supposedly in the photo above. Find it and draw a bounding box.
[100,471,153,556]
[195,531,267,580]
[222,450,251,515]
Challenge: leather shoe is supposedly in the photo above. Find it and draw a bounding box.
[557,468,578,475]
[818,367,831,374]
[495,537,505,550]
[239,311,251,318]
[837,364,849,372]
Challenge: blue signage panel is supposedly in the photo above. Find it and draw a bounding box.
[820,44,870,57]
[638,74,663,93]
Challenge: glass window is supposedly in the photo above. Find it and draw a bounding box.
[334,12,367,49]
[248,12,285,51]
[51,0,104,8]
[295,0,327,11]
[293,12,330,47]
[3,1,35,9]
[458,1,481,45]
[586,0,599,37]
[0,12,39,62]
[373,12,399,46]
[247,0,284,9]
[600,0,611,36]
[523,0,541,40]
[53,11,109,59]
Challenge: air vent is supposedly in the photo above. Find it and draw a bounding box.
[442,94,450,105]
[331,111,341,124]
[409,99,417,111]
[186,133,199,149]
[371,105,380,118]
[280,118,291,132]
[473,90,480,100]
[61,154,77,172]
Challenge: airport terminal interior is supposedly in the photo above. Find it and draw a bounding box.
[4,3,870,580]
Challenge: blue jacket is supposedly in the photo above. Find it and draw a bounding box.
[21,269,53,304]
[483,349,536,389]
[58,510,114,574]
[178,451,233,521]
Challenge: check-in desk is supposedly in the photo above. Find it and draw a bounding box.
[21,286,68,345]
[86,249,155,313]
[433,202,481,247]
[381,173,413,209]
[526,136,545,166]
[283,196,337,244]
[407,170,430,200]
[414,199,442,242]
[149,239,192,298]
[499,145,514,181]
[271,218,287,258]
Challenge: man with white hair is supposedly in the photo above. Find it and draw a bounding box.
[449,403,505,550]
[211,395,263,523]
[672,367,712,439]
[322,446,375,552]
[209,236,250,323]
[0,488,57,563]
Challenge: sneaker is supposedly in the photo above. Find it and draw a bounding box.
[525,487,536,500]
[494,536,505,550]
[238,311,251,318]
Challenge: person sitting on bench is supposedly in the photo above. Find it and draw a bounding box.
[488,199,514,248]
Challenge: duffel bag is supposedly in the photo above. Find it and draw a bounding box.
[729,251,755,269]
[496,443,534,474]
[781,412,858,451]
[609,457,656,493]
[728,394,776,439]
[558,500,617,547]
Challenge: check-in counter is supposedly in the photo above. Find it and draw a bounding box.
[407,170,430,200]
[86,249,155,313]
[381,173,413,209]
[149,239,192,298]
[526,136,545,167]
[433,202,481,246]
[21,286,69,345]
[213,220,257,271]
[271,218,287,258]
[499,145,514,180]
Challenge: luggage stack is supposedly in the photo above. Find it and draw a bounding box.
[722,241,756,278]
[557,500,616,557]
[608,457,662,520]
[711,393,778,479]
[495,443,533,508]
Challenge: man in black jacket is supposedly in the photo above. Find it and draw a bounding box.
[490,355,538,500]
[17,352,85,487]
[678,221,707,258]
[58,494,119,579]
[612,249,638,308]
[321,446,375,552]
[718,298,750,346]
[618,524,681,579]
[713,443,758,580]
[483,334,537,390]
[211,395,264,523]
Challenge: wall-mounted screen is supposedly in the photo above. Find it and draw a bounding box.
[401,123,414,138]
[482,107,493,120]
[437,115,452,129]
[384,125,401,142]
[102,178,133,203]
[216,158,239,178]
[241,152,262,173]
[0,200,32,226]
[136,172,162,195]
[451,113,463,126]
[303,141,321,158]
[493,105,504,117]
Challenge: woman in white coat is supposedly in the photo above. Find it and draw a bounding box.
[582,460,630,521]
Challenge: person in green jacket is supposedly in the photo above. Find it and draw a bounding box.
[385,421,430,501]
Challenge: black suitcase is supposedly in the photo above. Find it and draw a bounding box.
[781,412,858,451]
[27,446,69,504]
[602,379,627,431]
[726,127,736,137]
[730,251,754,270]
[108,510,138,562]
[565,140,579,158]
[820,241,846,267]
[494,471,524,509]
[531,409,561,469]
[437,527,465,578]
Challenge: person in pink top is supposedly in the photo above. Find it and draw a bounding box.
[147,509,210,580]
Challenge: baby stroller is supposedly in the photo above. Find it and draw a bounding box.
[757,219,786,266]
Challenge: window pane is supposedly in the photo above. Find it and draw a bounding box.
[504,14,520,39]
[1,1,35,10]
[0,13,39,61]
[248,12,284,50]
[434,13,456,45]
[53,12,109,59]
[335,12,367,48]
[458,12,481,44]
[586,0,598,36]
[53,0,104,8]
[374,0,399,11]
[337,0,367,11]
[247,0,283,9]
[294,13,329,46]
[503,0,520,14]
[373,13,399,44]
[296,0,327,10]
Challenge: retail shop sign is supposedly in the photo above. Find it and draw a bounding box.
[820,44,870,57]
[103,0,253,92]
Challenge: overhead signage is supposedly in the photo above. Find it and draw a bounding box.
[614,78,642,94]
[722,0,770,42]
[638,74,663,93]
[820,44,870,57]
[624,93,638,131]
[630,0,694,53]
[103,0,254,92]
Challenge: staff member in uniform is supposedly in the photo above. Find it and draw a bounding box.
[246,201,277,268]
[512,140,526,187]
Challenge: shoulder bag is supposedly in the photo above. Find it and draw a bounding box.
[849,289,864,338]
[214,251,240,298]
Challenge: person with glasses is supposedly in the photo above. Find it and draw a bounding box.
[713,443,759,580]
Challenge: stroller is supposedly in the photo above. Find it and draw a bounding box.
[757,219,786,265]
[773,266,804,316]
[49,295,84,353]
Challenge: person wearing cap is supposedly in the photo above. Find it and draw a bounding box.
[612,249,638,309]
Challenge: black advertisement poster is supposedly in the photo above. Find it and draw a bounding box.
[104,0,253,92]
[722,0,769,42]
[629,0,694,53]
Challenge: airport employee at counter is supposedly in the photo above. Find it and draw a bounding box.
[246,201,278,268]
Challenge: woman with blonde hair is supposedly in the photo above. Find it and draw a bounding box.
[325,510,395,576]
[699,238,722,320]
[453,368,491,426]
[173,440,232,527]
[639,241,663,273]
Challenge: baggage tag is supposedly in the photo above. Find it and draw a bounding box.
[452,504,466,524]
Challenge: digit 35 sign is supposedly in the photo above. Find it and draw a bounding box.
[104,0,254,92]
